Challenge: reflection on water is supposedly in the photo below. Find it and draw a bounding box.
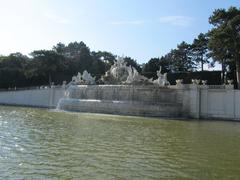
[0,106,240,179]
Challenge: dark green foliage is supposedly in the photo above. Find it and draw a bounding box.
[53,42,66,55]
[167,71,222,85]
[142,42,196,80]
[90,51,116,76]
[168,41,197,72]
[89,58,106,79]
[208,6,240,88]
[191,33,210,71]
[0,42,119,88]
[0,53,29,88]
[29,50,66,85]
[142,58,160,79]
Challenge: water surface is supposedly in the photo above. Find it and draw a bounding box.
[0,106,240,179]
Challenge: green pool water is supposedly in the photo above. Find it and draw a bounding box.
[0,106,240,179]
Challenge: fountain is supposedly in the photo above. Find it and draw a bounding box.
[57,57,182,117]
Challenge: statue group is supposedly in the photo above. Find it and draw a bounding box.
[71,70,96,85]
[70,57,170,86]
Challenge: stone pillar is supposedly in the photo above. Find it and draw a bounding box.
[199,85,208,118]
[49,88,55,108]
[225,85,235,119]
[188,84,200,118]
[62,81,67,89]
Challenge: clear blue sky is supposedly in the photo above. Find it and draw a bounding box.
[0,0,239,63]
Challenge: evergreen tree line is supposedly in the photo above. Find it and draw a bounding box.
[0,7,239,88]
[0,43,141,88]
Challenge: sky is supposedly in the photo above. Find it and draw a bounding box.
[0,0,239,64]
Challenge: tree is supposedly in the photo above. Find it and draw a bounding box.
[191,33,209,71]
[166,41,196,72]
[66,41,88,58]
[208,30,232,83]
[30,50,66,85]
[208,7,240,88]
[89,59,106,80]
[142,58,160,79]
[91,51,116,71]
[53,42,66,55]
[0,53,29,88]
[91,51,116,78]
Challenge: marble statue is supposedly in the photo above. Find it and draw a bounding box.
[82,70,96,85]
[176,79,183,86]
[101,56,153,85]
[191,79,200,85]
[71,71,95,85]
[125,65,151,85]
[70,58,170,86]
[153,66,170,86]
[110,57,129,82]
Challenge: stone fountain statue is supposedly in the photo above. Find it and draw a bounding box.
[125,65,151,85]
[82,70,96,85]
[102,56,152,85]
[110,57,129,82]
[58,58,177,117]
[153,66,170,86]
[71,70,96,85]
[69,57,170,86]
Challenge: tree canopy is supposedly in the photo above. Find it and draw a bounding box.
[208,6,240,88]
[191,33,209,71]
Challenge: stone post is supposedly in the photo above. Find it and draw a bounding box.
[49,85,55,108]
[225,85,235,119]
[226,79,234,90]
[199,84,208,118]
[62,81,67,89]
[188,83,200,118]
[51,82,55,88]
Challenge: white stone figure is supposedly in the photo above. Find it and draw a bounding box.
[71,73,82,84]
[70,71,95,85]
[125,66,134,83]
[125,65,150,84]
[157,66,162,78]
[76,72,82,82]
[202,80,207,85]
[51,82,55,88]
[226,80,234,89]
[62,81,67,88]
[192,79,200,85]
[153,66,170,86]
[102,56,153,84]
[176,79,183,86]
[72,76,77,84]
[227,80,233,85]
[110,57,129,81]
[82,70,96,85]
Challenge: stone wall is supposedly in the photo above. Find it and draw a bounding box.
[0,88,65,108]
[67,85,178,104]
[59,85,182,117]
[199,88,240,120]
[0,85,239,120]
[174,84,240,120]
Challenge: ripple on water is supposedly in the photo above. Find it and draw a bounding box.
[0,106,240,179]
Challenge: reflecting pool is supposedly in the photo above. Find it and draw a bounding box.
[0,106,240,179]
